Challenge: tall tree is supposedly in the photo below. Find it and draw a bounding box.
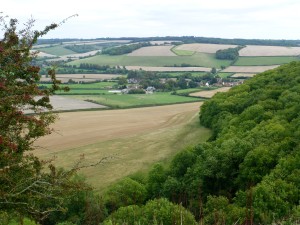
[0,15,88,223]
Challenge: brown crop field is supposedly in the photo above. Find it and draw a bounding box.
[35,102,202,152]
[49,96,107,111]
[176,43,237,53]
[222,65,279,73]
[239,45,300,56]
[126,66,211,72]
[33,102,211,189]
[190,87,231,98]
[127,46,176,56]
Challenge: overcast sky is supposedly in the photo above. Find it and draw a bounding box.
[1,0,300,39]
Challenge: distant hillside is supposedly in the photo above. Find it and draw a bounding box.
[37,36,300,47]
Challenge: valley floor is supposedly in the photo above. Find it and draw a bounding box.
[34,102,211,189]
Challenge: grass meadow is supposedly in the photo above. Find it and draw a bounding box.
[175,87,216,95]
[56,89,110,95]
[40,81,116,89]
[69,92,201,108]
[68,53,232,68]
[39,81,116,95]
[171,46,195,56]
[234,56,300,66]
[217,72,234,78]
[37,45,76,56]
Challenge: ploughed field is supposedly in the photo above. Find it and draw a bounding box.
[175,43,238,53]
[222,65,280,73]
[239,45,300,56]
[34,102,211,189]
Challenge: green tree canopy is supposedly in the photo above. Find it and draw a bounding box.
[103,198,197,225]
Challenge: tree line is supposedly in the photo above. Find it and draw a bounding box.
[64,44,99,53]
[101,42,151,55]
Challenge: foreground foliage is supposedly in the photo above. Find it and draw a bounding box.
[0,16,90,224]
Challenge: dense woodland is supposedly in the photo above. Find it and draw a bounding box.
[215,46,244,60]
[64,44,99,53]
[101,42,151,55]
[99,61,300,224]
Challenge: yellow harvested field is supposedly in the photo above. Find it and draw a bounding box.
[222,65,279,73]
[127,46,176,56]
[126,66,211,72]
[35,102,202,154]
[176,43,237,53]
[231,73,256,78]
[190,87,231,98]
[239,45,300,56]
[33,103,209,188]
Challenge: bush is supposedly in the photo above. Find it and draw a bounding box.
[128,89,146,94]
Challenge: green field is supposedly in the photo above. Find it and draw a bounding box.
[69,92,201,108]
[234,56,300,66]
[171,46,195,56]
[56,89,110,95]
[40,81,116,89]
[217,72,234,78]
[68,53,232,68]
[39,82,117,95]
[175,87,214,95]
[37,45,76,56]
